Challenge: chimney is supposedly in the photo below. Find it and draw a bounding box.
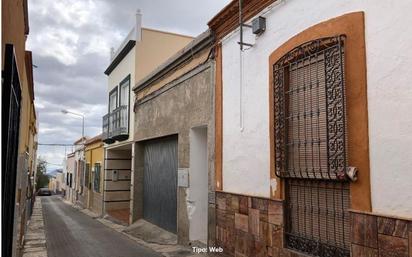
[110,47,115,60]
[135,9,142,42]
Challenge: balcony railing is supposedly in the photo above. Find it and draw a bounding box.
[102,105,129,143]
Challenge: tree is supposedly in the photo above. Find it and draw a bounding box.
[36,157,49,191]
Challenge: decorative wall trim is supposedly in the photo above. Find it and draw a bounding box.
[268,12,371,212]
[214,43,223,191]
[104,40,136,75]
[135,62,211,106]
[208,0,276,40]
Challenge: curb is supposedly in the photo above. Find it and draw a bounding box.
[22,197,48,257]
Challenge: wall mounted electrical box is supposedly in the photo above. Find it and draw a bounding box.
[252,16,266,35]
[178,168,189,188]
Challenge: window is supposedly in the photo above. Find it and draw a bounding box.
[85,163,90,189]
[109,87,118,113]
[79,160,85,194]
[273,35,350,257]
[119,76,130,131]
[119,76,129,107]
[93,163,101,192]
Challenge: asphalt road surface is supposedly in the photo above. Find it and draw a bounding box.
[42,196,161,257]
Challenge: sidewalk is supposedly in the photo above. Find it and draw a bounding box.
[61,197,222,257]
[22,198,48,257]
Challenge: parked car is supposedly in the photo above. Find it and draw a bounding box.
[37,188,52,196]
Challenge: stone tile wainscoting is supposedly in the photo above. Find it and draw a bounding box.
[215,191,412,257]
[350,211,412,257]
[215,191,285,257]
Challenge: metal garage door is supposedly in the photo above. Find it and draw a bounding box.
[143,136,177,233]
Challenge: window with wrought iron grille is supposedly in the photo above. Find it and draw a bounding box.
[273,35,350,257]
[85,163,90,189]
[93,163,101,193]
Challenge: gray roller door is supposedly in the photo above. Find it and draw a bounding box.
[143,136,177,233]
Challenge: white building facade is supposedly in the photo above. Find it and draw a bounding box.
[210,1,412,256]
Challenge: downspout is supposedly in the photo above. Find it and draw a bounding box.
[239,0,245,132]
[101,148,106,217]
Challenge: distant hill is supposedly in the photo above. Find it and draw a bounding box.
[47,168,63,178]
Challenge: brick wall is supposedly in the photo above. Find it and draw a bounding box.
[215,191,412,257]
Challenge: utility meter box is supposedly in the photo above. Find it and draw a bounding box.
[112,170,119,182]
[178,168,189,187]
[252,16,266,35]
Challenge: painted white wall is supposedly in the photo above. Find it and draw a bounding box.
[107,46,136,146]
[188,127,208,243]
[221,0,412,217]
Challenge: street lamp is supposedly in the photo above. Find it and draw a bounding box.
[61,109,86,201]
[61,109,85,141]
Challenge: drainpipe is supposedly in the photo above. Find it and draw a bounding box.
[239,0,244,132]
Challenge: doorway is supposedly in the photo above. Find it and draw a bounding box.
[189,127,208,243]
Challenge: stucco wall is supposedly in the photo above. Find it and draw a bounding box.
[3,3,38,254]
[134,63,214,243]
[135,29,193,83]
[85,141,104,215]
[65,155,76,203]
[221,0,412,217]
[134,65,213,166]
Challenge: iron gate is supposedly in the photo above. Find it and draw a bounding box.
[273,36,350,257]
[143,136,178,233]
[2,44,22,257]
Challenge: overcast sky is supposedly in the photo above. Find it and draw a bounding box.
[27,0,230,171]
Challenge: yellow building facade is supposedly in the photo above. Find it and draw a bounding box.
[2,0,38,256]
[84,135,104,215]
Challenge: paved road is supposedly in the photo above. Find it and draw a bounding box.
[42,196,161,257]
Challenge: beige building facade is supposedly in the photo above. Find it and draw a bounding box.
[102,10,193,225]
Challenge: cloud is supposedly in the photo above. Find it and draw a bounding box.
[27,0,230,169]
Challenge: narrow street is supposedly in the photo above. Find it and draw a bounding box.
[42,196,161,257]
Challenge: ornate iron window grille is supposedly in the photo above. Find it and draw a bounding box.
[273,35,347,181]
[285,180,350,257]
[273,35,350,257]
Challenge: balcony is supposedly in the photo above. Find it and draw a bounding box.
[102,105,129,144]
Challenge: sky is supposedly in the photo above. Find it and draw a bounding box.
[27,0,230,171]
